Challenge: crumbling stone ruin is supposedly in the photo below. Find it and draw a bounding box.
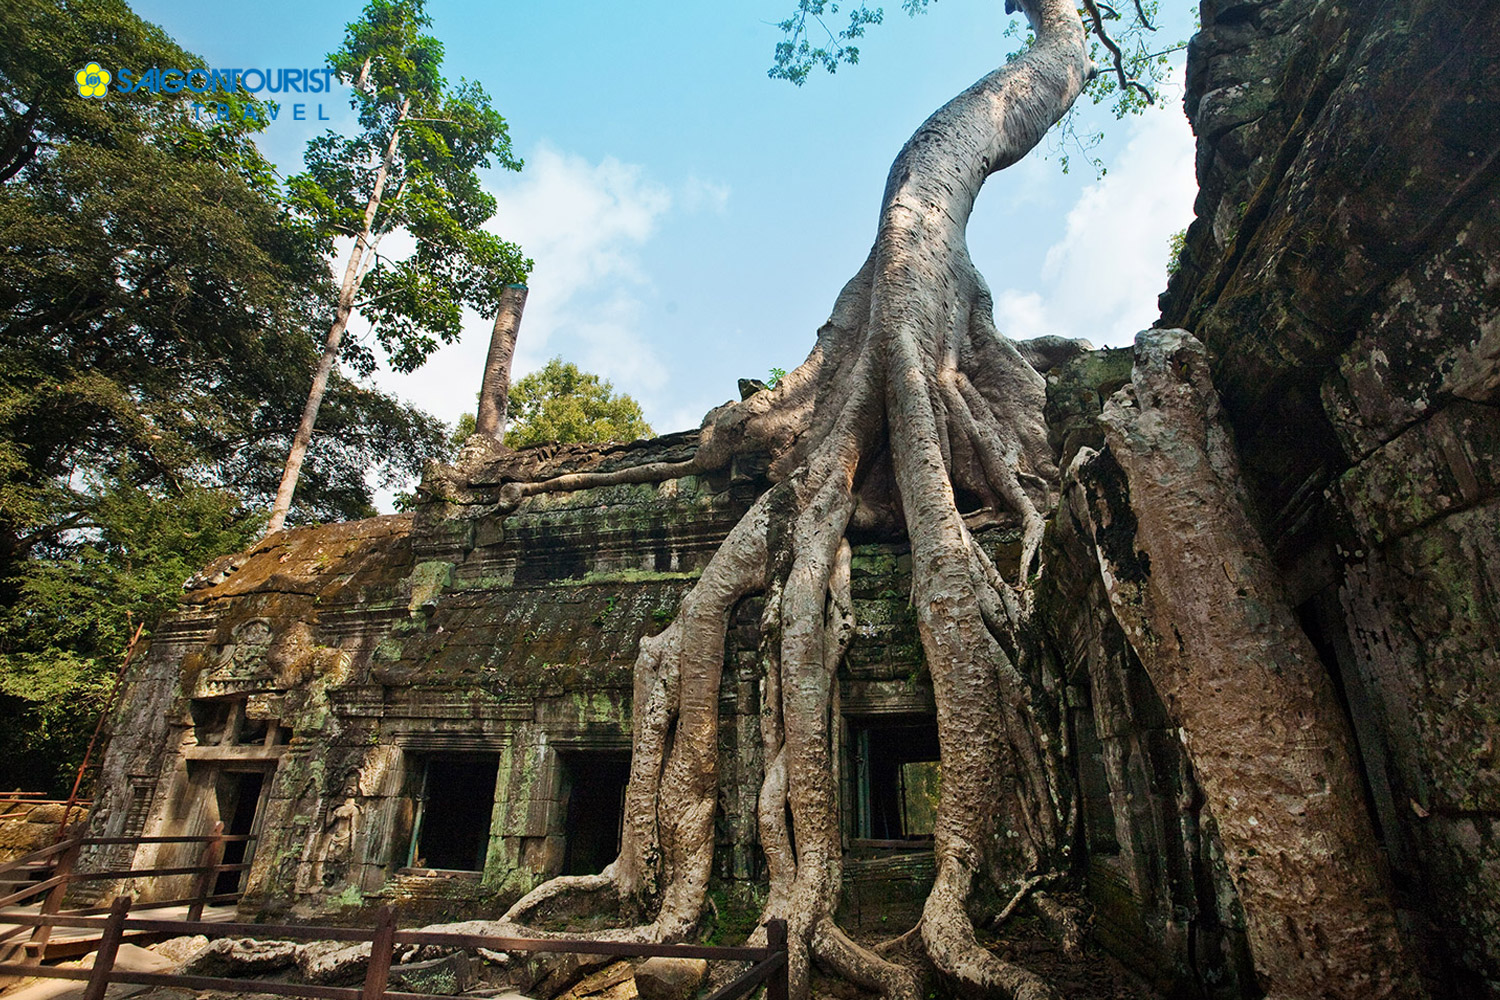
[80,0,1498,996]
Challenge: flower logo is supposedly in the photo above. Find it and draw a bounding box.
[75,62,111,98]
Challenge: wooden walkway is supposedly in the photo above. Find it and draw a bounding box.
[0,827,249,966]
[0,899,791,1000]
[0,901,239,961]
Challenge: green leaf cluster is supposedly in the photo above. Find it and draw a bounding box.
[0,0,454,792]
[287,0,532,376]
[771,1,1186,176]
[504,360,654,450]
[769,1,887,86]
[0,479,259,792]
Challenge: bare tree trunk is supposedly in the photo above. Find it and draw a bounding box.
[473,283,529,440]
[266,97,411,535]
[1076,328,1426,999]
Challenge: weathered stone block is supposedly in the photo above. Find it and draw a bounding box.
[633,957,706,1000]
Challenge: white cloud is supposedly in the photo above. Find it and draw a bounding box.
[679,175,731,214]
[993,289,1053,343]
[367,143,685,428]
[994,80,1198,349]
[492,144,674,384]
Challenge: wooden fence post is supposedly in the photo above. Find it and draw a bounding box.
[187,821,226,921]
[81,894,131,1000]
[765,918,789,1000]
[25,837,81,963]
[362,904,396,1000]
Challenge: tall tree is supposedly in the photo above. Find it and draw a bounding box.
[444,2,1421,999]
[0,0,451,792]
[268,0,530,533]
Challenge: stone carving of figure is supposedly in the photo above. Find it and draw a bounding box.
[310,776,361,889]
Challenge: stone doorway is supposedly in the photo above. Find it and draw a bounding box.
[407,756,499,872]
[845,717,941,843]
[560,751,630,876]
[214,769,267,894]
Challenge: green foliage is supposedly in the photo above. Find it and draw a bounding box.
[767,366,788,388]
[0,0,454,791]
[287,0,532,376]
[0,480,261,792]
[771,0,1186,176]
[703,884,767,946]
[1041,1,1185,176]
[504,359,654,449]
[449,411,478,450]
[1166,226,1186,276]
[768,1,888,85]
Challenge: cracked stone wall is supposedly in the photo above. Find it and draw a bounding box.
[1070,0,1500,992]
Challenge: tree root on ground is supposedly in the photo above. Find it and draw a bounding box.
[433,2,1099,997]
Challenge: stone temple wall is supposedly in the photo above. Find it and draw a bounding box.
[1060,0,1499,992]
[1167,0,1500,992]
[83,431,970,932]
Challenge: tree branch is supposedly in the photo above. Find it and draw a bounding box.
[1080,0,1155,104]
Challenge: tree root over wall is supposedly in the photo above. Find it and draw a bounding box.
[1067,329,1424,1000]
[429,3,1422,998]
[433,3,1092,997]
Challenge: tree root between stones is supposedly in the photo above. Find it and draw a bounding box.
[447,3,1096,998]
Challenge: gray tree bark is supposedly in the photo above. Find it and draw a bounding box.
[474,284,529,440]
[1074,328,1425,999]
[460,5,1093,998]
[421,7,1432,998]
[266,96,411,536]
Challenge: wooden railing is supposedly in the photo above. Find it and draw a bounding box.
[0,822,252,962]
[0,898,790,1000]
[0,795,91,823]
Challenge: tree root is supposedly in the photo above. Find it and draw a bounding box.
[1079,329,1425,998]
[989,871,1064,930]
[425,3,1100,997]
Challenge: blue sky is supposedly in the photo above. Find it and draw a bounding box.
[129,0,1199,493]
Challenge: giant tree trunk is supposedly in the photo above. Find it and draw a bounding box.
[1073,328,1424,999]
[452,4,1091,998]
[418,5,1433,997]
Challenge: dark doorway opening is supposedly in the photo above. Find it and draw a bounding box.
[846,718,941,842]
[561,752,630,875]
[215,770,265,894]
[409,757,499,871]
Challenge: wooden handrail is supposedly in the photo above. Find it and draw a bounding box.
[0,874,66,909]
[362,906,395,1000]
[0,836,80,880]
[0,912,776,959]
[24,836,81,963]
[66,863,251,882]
[79,833,256,846]
[81,896,129,1000]
[0,898,792,1000]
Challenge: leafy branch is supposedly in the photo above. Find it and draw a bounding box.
[771,0,1186,176]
